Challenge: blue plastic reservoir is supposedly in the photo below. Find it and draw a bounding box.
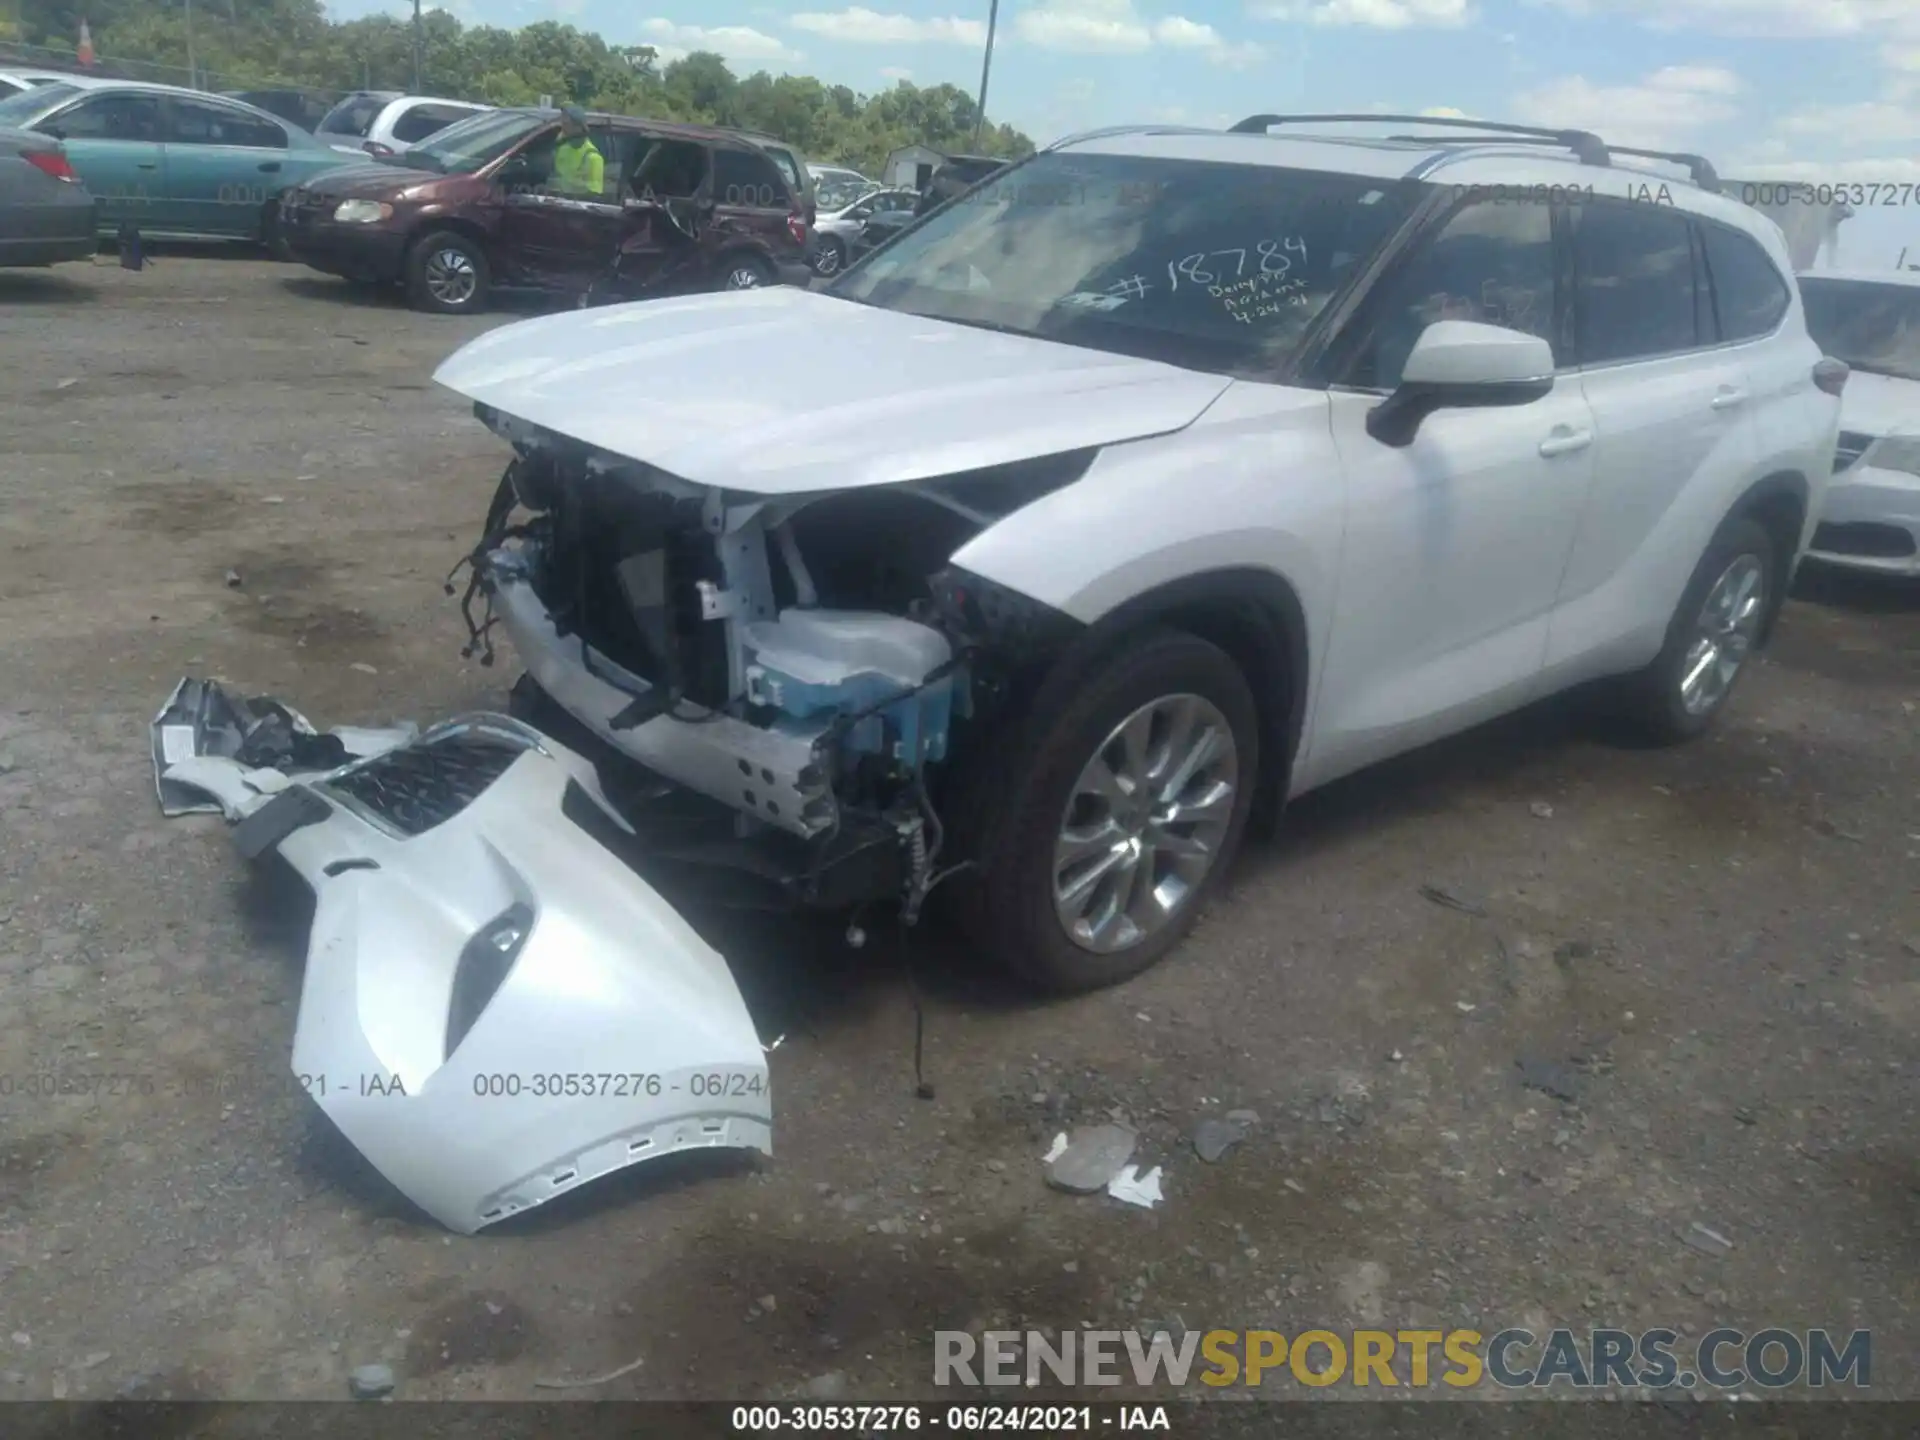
[741,609,965,766]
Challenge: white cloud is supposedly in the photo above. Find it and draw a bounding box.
[1524,0,1920,41]
[1770,100,1920,144]
[879,65,913,80]
[1152,105,1234,126]
[1015,0,1266,62]
[789,8,986,45]
[1511,65,1743,148]
[636,19,804,66]
[1420,105,1473,117]
[1253,0,1472,29]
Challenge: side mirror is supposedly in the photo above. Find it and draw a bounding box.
[1365,320,1556,447]
[496,157,536,189]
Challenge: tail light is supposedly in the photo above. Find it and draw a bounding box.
[1813,357,1850,396]
[23,149,76,182]
[786,212,808,248]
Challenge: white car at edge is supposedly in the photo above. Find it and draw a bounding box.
[1798,268,1920,576]
[430,113,1846,995]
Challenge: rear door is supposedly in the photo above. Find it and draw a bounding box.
[1547,198,1761,673]
[35,91,165,231]
[157,95,290,238]
[495,120,630,290]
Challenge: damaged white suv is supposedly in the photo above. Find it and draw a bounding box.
[435,114,1845,994]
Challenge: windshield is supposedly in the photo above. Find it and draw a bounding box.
[398,109,547,174]
[0,81,75,125]
[830,152,1422,377]
[1801,277,1920,383]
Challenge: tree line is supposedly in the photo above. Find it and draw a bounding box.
[6,0,1035,176]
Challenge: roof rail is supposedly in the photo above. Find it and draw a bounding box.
[1385,132,1720,193]
[1229,112,1610,168]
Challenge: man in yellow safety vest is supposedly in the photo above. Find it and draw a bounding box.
[550,106,604,197]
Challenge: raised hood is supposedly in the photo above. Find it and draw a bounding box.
[1837,369,1920,439]
[432,286,1233,496]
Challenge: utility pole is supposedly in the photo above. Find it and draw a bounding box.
[411,0,422,92]
[971,0,998,149]
[183,0,197,89]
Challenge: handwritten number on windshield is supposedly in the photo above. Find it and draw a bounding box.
[1168,239,1309,292]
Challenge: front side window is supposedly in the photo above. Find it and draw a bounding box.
[1700,222,1790,342]
[1800,277,1920,383]
[831,153,1422,377]
[318,94,388,137]
[47,92,163,141]
[166,98,285,148]
[389,103,476,144]
[1571,200,1698,365]
[1344,198,1557,391]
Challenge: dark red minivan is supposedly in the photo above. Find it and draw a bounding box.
[278,106,812,313]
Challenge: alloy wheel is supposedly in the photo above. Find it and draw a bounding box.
[725,265,765,289]
[1677,552,1765,716]
[424,247,478,307]
[1051,694,1239,955]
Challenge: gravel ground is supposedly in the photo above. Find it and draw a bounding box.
[0,255,1915,1406]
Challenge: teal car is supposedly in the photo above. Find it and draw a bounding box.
[0,78,365,252]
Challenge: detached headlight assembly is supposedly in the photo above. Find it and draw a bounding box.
[333,199,393,224]
[1862,434,1920,477]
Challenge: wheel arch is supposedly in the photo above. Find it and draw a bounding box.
[713,240,777,276]
[1076,567,1309,838]
[406,214,492,262]
[1728,469,1809,645]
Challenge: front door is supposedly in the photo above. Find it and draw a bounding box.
[1305,197,1597,787]
[157,96,291,239]
[36,90,166,232]
[496,123,629,291]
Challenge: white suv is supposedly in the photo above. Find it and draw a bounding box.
[432,113,1845,993]
[315,91,490,159]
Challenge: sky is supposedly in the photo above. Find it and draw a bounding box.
[326,0,1920,267]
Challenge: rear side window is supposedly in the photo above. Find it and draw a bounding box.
[1700,222,1790,341]
[1571,200,1698,365]
[714,147,787,209]
[47,93,162,141]
[166,98,286,149]
[389,103,476,144]
[759,144,803,192]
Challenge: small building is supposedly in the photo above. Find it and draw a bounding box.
[883,144,945,191]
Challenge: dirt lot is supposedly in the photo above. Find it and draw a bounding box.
[0,254,1915,1407]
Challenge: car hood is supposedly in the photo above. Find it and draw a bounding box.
[305,162,441,197]
[1837,369,1920,437]
[432,287,1233,496]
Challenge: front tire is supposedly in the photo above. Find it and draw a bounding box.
[959,628,1259,994]
[405,230,490,314]
[811,237,846,277]
[1620,514,1775,743]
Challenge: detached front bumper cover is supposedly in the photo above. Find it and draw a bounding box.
[185,712,772,1234]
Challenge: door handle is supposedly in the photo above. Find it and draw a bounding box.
[1538,428,1593,458]
[137,161,157,170]
[258,161,281,173]
[1711,388,1748,410]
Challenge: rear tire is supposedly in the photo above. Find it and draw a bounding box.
[718,252,774,291]
[405,229,490,314]
[956,628,1259,994]
[1618,514,1775,743]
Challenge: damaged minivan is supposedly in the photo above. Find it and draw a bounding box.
[434,119,1839,994]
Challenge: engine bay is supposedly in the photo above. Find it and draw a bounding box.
[451,417,1089,920]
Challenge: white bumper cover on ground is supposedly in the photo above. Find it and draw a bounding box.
[169,714,772,1235]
